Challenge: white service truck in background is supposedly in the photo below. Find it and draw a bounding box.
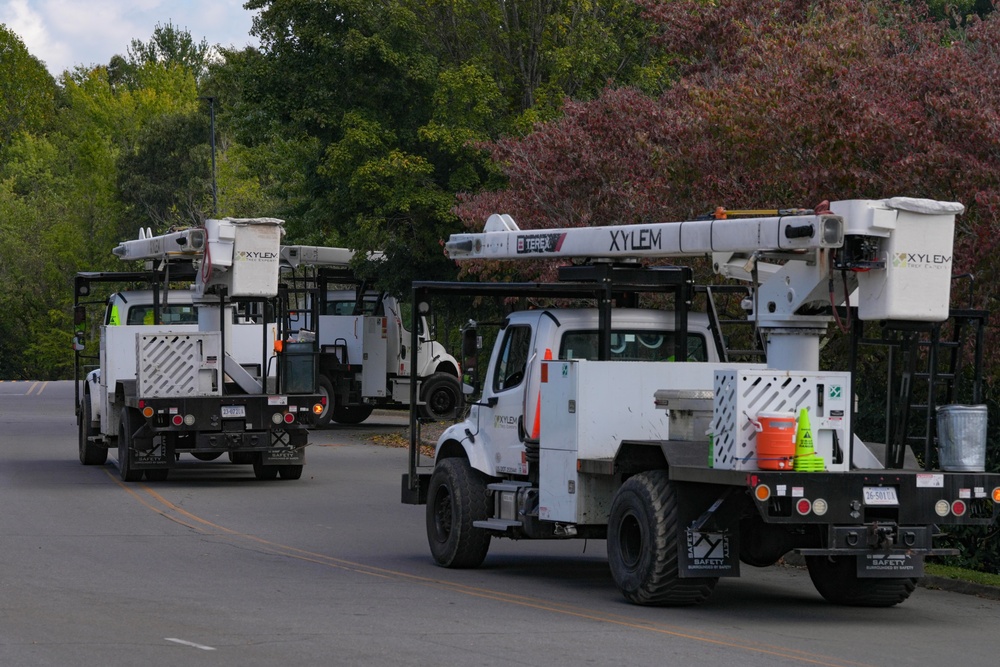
[402,198,1000,607]
[74,218,325,482]
[280,246,463,426]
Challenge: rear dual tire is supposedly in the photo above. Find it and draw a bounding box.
[806,555,918,607]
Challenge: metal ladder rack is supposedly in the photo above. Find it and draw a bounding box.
[851,308,986,470]
[701,284,767,364]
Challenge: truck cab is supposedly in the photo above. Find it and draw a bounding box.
[437,308,715,478]
[104,290,198,326]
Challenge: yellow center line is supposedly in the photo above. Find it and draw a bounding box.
[105,469,875,667]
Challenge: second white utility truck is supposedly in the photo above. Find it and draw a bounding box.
[402,198,1000,607]
[280,246,463,425]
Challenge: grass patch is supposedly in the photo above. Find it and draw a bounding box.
[925,562,1000,587]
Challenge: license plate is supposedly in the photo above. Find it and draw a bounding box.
[221,405,246,419]
[863,486,899,506]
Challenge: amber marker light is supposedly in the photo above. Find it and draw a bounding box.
[755,484,771,502]
[312,403,324,415]
[142,406,154,418]
[993,488,1000,503]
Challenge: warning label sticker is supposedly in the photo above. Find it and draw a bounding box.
[682,530,738,576]
[857,553,924,578]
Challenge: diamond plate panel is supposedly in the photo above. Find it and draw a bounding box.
[137,332,222,398]
[712,369,851,471]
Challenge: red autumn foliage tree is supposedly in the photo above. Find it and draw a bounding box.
[456,0,1000,303]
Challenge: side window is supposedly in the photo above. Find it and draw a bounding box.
[493,325,532,393]
[559,330,709,362]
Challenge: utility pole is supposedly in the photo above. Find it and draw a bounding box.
[200,96,218,216]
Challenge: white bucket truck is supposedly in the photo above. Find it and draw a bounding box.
[74,219,325,482]
[402,199,1000,607]
[279,246,463,426]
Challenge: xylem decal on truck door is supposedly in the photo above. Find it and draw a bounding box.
[483,322,534,475]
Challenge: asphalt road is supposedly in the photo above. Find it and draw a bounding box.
[1,380,998,666]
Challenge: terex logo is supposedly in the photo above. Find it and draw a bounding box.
[237,251,279,261]
[892,251,952,269]
[517,233,566,254]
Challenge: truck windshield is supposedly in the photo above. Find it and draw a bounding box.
[324,299,378,316]
[559,330,707,362]
[126,305,198,325]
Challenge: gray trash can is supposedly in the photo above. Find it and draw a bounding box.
[937,404,988,472]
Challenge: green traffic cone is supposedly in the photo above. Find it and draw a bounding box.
[794,408,825,472]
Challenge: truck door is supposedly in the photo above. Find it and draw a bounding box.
[475,315,541,476]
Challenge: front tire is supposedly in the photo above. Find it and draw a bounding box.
[78,396,107,465]
[607,471,717,606]
[426,458,491,568]
[419,373,462,421]
[117,408,143,482]
[806,555,918,607]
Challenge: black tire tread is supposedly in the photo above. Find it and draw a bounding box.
[78,396,107,466]
[278,465,304,480]
[332,404,374,425]
[117,408,143,482]
[426,458,491,568]
[419,373,462,421]
[806,555,918,607]
[607,470,716,606]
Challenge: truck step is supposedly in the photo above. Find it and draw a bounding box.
[474,518,523,531]
[486,481,533,492]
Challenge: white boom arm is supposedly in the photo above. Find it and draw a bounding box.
[279,245,385,269]
[445,212,843,259]
[446,198,964,371]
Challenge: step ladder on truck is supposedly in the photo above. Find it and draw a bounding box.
[401,198,1000,607]
[74,219,326,482]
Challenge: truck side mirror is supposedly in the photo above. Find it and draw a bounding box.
[461,321,480,394]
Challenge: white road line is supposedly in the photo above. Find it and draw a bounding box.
[165,638,217,651]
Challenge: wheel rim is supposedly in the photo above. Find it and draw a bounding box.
[617,510,643,570]
[429,386,457,416]
[433,487,454,542]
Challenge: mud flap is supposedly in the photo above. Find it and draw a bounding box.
[856,552,924,578]
[675,482,742,578]
[131,424,169,469]
[262,448,305,465]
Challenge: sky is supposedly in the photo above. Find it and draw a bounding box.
[1,0,260,76]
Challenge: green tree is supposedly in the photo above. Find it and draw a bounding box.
[229,0,671,293]
[0,25,56,155]
[117,110,213,228]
